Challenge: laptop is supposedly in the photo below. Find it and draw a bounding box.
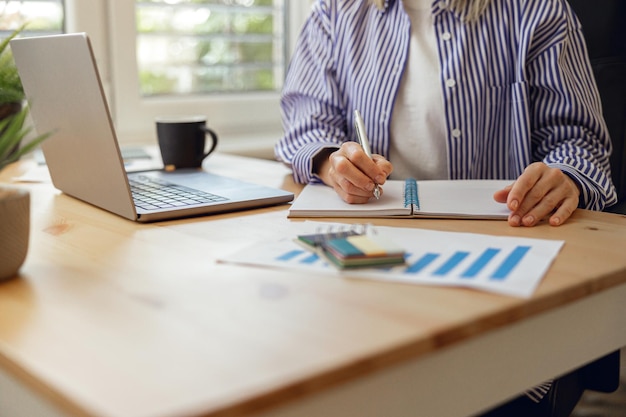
[10,33,293,222]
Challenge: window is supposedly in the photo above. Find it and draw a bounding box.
[4,0,309,150]
[109,0,305,147]
[0,0,64,34]
[136,0,286,97]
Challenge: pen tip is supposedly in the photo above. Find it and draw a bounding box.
[373,185,381,200]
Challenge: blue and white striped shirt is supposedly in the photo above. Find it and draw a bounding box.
[275,0,618,211]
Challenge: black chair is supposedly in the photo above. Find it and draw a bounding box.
[568,0,626,213]
[561,0,624,413]
[565,0,623,394]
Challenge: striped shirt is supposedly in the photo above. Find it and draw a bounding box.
[275,0,618,211]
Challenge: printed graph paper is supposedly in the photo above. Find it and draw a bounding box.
[220,222,564,298]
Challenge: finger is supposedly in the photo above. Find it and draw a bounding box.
[517,187,564,227]
[508,164,565,222]
[549,196,578,226]
[327,158,377,203]
[372,154,393,184]
[342,142,387,183]
[493,183,513,204]
[512,169,580,227]
[331,176,376,204]
[333,143,389,192]
[506,163,545,212]
[331,151,377,193]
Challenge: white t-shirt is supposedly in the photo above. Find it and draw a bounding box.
[389,0,448,180]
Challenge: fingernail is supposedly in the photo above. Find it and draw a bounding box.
[523,215,534,226]
[365,182,374,191]
[375,175,385,184]
[510,200,519,210]
[510,215,521,226]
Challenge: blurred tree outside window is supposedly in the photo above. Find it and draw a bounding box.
[136,0,287,97]
[0,0,64,34]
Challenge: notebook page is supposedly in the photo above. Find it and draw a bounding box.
[288,180,412,217]
[415,180,511,218]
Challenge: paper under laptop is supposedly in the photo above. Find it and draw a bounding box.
[10,33,293,222]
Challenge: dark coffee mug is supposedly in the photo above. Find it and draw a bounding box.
[156,116,218,170]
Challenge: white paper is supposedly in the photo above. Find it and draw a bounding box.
[219,221,564,298]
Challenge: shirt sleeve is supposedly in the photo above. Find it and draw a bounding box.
[274,1,347,184]
[527,1,618,210]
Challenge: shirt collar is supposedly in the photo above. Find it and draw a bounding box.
[380,0,393,12]
[387,0,441,13]
[394,0,463,19]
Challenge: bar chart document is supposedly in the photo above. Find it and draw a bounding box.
[220,222,564,297]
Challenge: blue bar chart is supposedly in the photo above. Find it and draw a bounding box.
[272,245,533,283]
[400,246,532,281]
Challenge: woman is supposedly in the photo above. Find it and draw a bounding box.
[275,0,617,227]
[276,1,618,415]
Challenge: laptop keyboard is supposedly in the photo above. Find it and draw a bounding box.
[129,175,228,210]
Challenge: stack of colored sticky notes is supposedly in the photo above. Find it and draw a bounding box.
[296,230,406,269]
[322,234,406,269]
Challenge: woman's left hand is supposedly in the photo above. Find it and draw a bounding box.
[493,162,581,227]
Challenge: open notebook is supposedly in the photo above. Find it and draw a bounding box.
[289,179,513,219]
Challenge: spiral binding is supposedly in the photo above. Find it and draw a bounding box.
[404,178,420,210]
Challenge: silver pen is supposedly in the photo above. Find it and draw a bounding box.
[354,109,381,199]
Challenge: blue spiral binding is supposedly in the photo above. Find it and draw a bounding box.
[404,178,420,211]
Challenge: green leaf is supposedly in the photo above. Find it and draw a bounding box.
[0,24,28,105]
[0,24,28,56]
[0,105,53,172]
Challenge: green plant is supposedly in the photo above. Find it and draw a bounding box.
[0,106,52,171]
[0,25,27,105]
[0,25,52,171]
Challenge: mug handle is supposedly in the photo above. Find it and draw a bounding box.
[199,126,219,161]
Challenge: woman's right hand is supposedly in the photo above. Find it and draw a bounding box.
[316,142,393,204]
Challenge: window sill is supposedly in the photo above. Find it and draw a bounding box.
[120,129,282,162]
[218,131,281,161]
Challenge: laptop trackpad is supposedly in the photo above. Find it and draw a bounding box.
[135,170,284,201]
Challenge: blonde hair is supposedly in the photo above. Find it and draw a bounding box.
[370,0,492,21]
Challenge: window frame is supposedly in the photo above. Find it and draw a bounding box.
[65,0,310,148]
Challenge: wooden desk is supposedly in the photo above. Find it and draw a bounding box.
[1,154,626,417]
